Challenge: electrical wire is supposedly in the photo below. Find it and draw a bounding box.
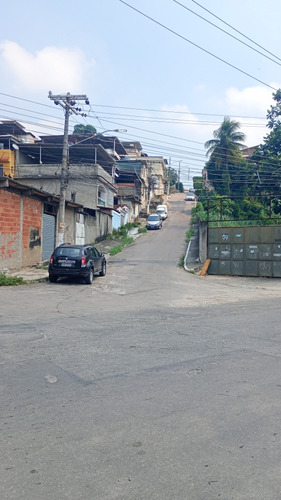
[190,0,281,63]
[119,0,277,91]
[0,90,268,120]
[173,0,281,68]
[87,109,266,128]
[93,103,266,120]
[1,92,279,179]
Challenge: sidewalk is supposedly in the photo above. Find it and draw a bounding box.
[8,229,141,282]
[184,222,202,273]
[9,266,49,282]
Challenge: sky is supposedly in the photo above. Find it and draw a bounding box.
[1,0,281,188]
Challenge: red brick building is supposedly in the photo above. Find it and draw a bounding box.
[0,179,82,272]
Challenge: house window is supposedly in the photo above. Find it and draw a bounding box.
[107,191,114,208]
[98,185,106,207]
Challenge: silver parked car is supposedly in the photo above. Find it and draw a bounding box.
[186,193,195,201]
[146,213,162,230]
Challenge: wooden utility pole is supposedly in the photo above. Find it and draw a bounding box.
[48,92,89,246]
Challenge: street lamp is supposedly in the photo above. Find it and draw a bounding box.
[69,129,127,148]
[99,129,127,134]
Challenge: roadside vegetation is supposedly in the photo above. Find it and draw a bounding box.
[109,236,134,256]
[0,273,26,286]
[104,221,147,256]
[186,228,194,242]
[192,90,281,227]
[178,255,185,268]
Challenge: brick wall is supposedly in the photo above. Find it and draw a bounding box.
[0,189,43,271]
[0,191,21,270]
[22,197,42,267]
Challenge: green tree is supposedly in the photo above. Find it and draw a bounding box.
[168,167,178,186]
[73,124,97,134]
[252,89,281,194]
[205,117,246,195]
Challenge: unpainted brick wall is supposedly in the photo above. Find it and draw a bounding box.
[22,197,42,267]
[0,190,42,271]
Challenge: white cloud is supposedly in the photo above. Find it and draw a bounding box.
[225,85,273,115]
[224,85,279,146]
[0,41,94,93]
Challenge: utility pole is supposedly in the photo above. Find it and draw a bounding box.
[168,157,171,195]
[48,91,89,246]
[178,161,181,190]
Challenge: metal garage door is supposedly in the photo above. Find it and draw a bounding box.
[42,213,56,260]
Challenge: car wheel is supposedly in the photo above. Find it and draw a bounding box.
[85,268,93,284]
[49,275,57,282]
[99,261,106,276]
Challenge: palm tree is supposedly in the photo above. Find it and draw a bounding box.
[205,117,246,195]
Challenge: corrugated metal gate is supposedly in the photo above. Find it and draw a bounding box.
[42,213,56,261]
[208,225,281,277]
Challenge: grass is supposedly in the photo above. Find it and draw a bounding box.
[109,236,134,256]
[107,222,139,240]
[0,273,26,286]
[178,255,185,268]
[186,228,194,243]
[107,222,148,255]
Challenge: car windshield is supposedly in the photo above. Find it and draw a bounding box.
[157,210,165,214]
[148,215,159,221]
[56,247,81,257]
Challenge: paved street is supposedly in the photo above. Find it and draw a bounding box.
[2,193,281,499]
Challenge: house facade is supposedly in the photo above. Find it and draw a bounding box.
[0,178,82,271]
[14,131,118,244]
[0,122,123,270]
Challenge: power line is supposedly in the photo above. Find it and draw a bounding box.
[173,0,281,68]
[87,109,266,127]
[0,90,269,121]
[93,103,266,120]
[119,0,277,91]
[190,0,281,63]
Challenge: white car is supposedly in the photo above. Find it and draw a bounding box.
[156,208,167,220]
[156,204,168,219]
[186,193,195,201]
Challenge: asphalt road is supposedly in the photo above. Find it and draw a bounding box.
[2,193,281,500]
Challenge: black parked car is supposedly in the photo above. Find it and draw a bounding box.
[48,243,106,284]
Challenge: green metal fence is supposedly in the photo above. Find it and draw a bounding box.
[208,225,281,277]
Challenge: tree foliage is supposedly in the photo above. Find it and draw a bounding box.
[193,176,204,195]
[196,101,281,224]
[168,167,178,186]
[205,117,246,196]
[251,89,281,194]
[73,124,97,134]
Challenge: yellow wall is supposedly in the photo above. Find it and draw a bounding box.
[0,149,15,178]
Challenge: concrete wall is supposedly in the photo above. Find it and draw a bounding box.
[64,208,76,245]
[84,211,112,244]
[16,164,115,211]
[199,220,208,263]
